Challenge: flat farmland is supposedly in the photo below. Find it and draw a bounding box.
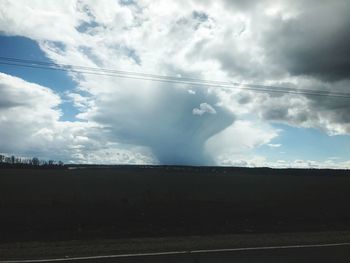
[1,166,350,242]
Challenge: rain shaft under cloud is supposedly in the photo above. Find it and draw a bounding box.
[90,80,234,165]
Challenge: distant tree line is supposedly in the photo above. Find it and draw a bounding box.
[0,154,64,168]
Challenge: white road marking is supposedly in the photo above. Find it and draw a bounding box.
[1,242,350,262]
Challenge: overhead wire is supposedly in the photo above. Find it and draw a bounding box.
[0,56,350,99]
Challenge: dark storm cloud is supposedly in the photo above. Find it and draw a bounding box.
[262,1,350,82]
[195,0,350,134]
[261,105,288,121]
[255,79,350,134]
[92,81,235,165]
[213,49,261,79]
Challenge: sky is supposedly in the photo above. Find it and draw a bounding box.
[0,0,349,168]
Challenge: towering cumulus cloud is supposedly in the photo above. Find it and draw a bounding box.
[91,81,234,165]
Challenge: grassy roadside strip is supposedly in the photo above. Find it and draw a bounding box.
[2,231,350,260]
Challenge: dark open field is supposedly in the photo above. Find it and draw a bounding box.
[1,166,350,243]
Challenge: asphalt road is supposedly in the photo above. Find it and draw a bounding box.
[2,244,350,263]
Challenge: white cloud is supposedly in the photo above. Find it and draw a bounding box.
[66,92,94,114]
[205,120,279,164]
[188,89,196,95]
[192,102,217,116]
[68,143,157,164]
[0,73,63,155]
[0,73,155,163]
[217,156,350,169]
[267,143,281,148]
[0,0,349,166]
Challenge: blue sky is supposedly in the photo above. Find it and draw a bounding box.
[0,0,349,167]
[257,124,350,163]
[0,36,78,121]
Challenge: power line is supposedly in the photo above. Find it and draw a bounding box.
[1,56,349,98]
[1,56,350,99]
[0,56,232,85]
[2,57,347,98]
[1,56,342,96]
